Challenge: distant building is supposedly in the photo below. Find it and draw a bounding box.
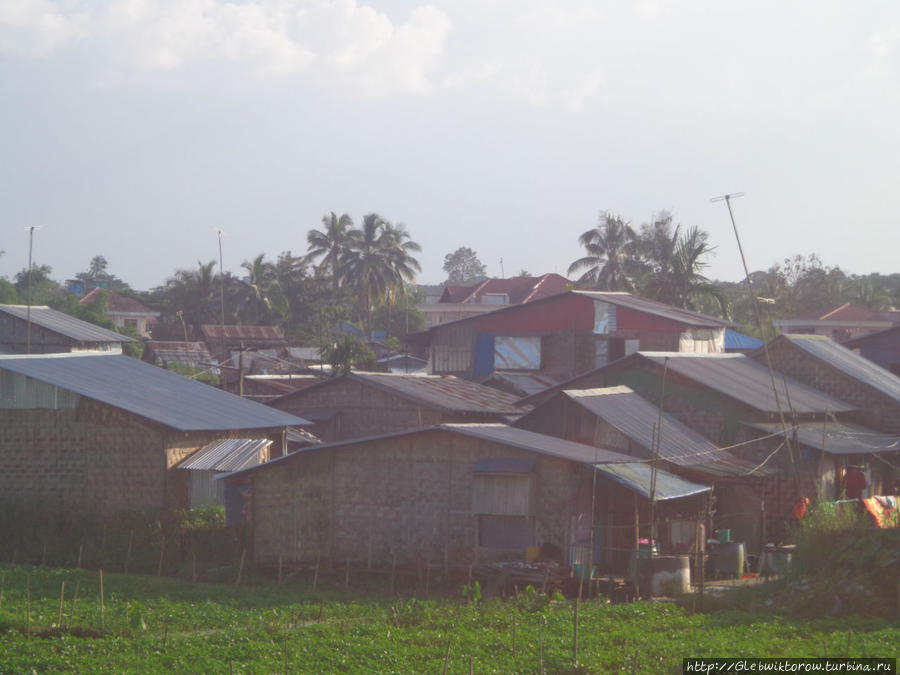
[0,304,135,354]
[843,324,900,376]
[412,291,731,381]
[773,303,891,342]
[79,288,159,338]
[418,274,571,328]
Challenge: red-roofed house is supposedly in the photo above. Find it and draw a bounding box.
[418,274,571,328]
[773,303,892,342]
[79,288,159,338]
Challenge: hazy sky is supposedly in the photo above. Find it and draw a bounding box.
[2,0,898,290]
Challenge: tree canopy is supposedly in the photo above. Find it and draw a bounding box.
[442,247,486,284]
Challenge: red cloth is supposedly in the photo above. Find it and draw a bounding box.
[844,469,867,500]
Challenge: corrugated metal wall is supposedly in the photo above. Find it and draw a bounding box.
[0,370,80,409]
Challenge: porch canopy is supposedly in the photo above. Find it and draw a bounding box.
[593,462,711,501]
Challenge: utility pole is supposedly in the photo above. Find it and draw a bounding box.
[711,193,799,493]
[217,229,226,362]
[24,226,40,354]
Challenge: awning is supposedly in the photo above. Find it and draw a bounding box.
[593,462,711,501]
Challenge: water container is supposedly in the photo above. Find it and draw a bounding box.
[712,542,745,579]
[649,555,691,596]
[716,529,731,544]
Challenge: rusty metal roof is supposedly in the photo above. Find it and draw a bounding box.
[563,387,761,476]
[744,420,900,456]
[0,352,309,431]
[200,325,285,341]
[640,352,855,414]
[0,304,135,344]
[775,334,900,404]
[179,438,272,472]
[572,292,730,328]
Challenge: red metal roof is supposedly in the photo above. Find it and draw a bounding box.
[79,288,157,315]
[438,274,570,305]
[795,303,885,322]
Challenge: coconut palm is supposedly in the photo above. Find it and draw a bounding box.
[670,226,729,316]
[307,212,354,290]
[343,213,395,328]
[240,253,286,324]
[164,260,220,335]
[567,212,638,290]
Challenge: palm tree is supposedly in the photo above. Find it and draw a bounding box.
[343,213,395,329]
[567,212,638,290]
[307,212,354,290]
[164,260,219,335]
[240,253,284,324]
[670,226,729,315]
[380,221,421,335]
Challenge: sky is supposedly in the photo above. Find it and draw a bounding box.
[1,0,899,291]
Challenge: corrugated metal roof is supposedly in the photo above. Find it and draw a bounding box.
[640,352,855,413]
[0,353,309,431]
[725,329,763,350]
[779,334,900,404]
[483,371,567,397]
[572,292,729,328]
[796,302,885,322]
[146,341,213,367]
[286,427,323,446]
[200,325,285,340]
[0,304,135,343]
[279,372,526,415]
[179,438,272,471]
[472,457,536,473]
[79,288,158,315]
[564,387,761,476]
[744,421,900,456]
[442,423,633,464]
[592,462,711,501]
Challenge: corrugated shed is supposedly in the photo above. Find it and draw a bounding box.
[179,438,272,471]
[640,352,855,413]
[592,462,711,500]
[0,304,135,344]
[744,421,900,456]
[564,387,762,476]
[200,325,285,341]
[0,353,309,431]
[572,292,729,328]
[778,334,900,404]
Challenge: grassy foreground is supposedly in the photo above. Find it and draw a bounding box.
[0,565,897,674]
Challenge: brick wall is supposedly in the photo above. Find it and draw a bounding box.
[250,430,586,568]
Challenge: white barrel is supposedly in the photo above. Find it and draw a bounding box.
[649,555,691,596]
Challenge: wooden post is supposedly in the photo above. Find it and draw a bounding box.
[25,574,30,638]
[41,541,47,567]
[633,493,640,600]
[278,554,283,585]
[192,552,198,583]
[124,530,133,575]
[99,569,105,630]
[442,641,451,675]
[425,562,430,595]
[57,581,66,628]
[157,536,166,577]
[0,573,4,610]
[538,616,544,674]
[344,558,350,591]
[313,553,320,593]
[572,597,579,667]
[236,548,246,586]
[68,581,80,631]
[391,555,397,595]
[512,616,517,657]
[77,544,83,569]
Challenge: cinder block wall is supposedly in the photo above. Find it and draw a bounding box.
[250,430,583,568]
[761,342,900,433]
[0,400,167,514]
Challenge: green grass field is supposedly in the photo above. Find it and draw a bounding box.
[0,565,896,674]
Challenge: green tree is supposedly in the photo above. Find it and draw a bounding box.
[442,246,486,284]
[568,212,638,290]
[343,213,397,329]
[319,335,374,375]
[14,264,61,305]
[307,212,354,290]
[239,253,286,325]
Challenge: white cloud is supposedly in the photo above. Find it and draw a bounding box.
[0,0,452,94]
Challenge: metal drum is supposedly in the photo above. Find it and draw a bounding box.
[649,555,691,596]
[712,542,745,579]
